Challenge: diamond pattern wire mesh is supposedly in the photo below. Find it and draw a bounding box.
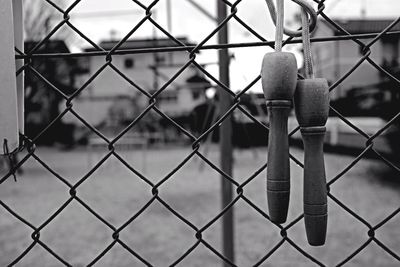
[1,0,400,266]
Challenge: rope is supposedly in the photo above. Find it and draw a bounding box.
[265,0,316,77]
[274,0,284,51]
[265,0,318,38]
[301,7,314,78]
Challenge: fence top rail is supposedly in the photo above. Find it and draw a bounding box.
[15,31,400,60]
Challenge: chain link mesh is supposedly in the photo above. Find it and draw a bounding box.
[1,0,400,266]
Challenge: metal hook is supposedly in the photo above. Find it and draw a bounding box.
[265,0,318,37]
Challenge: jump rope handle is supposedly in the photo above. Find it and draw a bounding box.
[262,1,329,245]
[262,52,297,223]
[294,78,329,246]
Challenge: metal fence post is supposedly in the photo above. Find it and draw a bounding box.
[0,0,19,152]
[13,0,24,135]
[217,1,234,266]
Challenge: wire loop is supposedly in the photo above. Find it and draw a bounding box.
[265,0,318,37]
[3,139,17,182]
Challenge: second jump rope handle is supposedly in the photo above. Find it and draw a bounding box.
[294,78,329,246]
[262,52,298,224]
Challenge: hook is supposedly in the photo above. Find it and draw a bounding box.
[265,0,318,37]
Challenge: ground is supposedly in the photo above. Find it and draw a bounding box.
[0,145,399,266]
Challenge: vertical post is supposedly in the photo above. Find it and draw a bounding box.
[166,0,172,34]
[152,10,159,93]
[217,1,234,266]
[166,0,173,65]
[0,0,19,152]
[13,0,24,134]
[334,40,340,100]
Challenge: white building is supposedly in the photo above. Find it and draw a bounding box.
[71,37,211,128]
[296,19,400,153]
[311,19,400,100]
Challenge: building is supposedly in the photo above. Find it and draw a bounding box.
[72,37,211,130]
[311,19,400,103]
[298,19,400,153]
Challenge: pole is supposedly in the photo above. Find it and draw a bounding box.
[13,0,24,135]
[152,10,159,93]
[166,0,173,64]
[0,0,20,152]
[166,0,172,33]
[217,1,234,266]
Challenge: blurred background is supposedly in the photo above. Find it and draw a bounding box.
[1,0,400,266]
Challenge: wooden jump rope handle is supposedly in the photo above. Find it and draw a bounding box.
[294,78,329,246]
[262,52,297,223]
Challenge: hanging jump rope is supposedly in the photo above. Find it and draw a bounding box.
[261,0,329,246]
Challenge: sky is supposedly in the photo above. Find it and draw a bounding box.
[52,0,400,92]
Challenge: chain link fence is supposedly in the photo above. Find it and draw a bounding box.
[1,0,400,266]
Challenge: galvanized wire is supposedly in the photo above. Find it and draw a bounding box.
[1,0,400,266]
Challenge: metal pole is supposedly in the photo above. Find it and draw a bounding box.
[152,10,159,93]
[166,0,172,33]
[13,0,24,135]
[166,0,173,64]
[0,0,20,152]
[217,2,234,266]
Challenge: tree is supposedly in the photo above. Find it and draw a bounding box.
[23,0,72,43]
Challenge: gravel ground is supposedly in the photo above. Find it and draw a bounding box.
[0,146,399,266]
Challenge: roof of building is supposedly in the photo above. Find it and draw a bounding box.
[322,19,400,35]
[85,37,195,52]
[24,39,70,53]
[24,40,89,74]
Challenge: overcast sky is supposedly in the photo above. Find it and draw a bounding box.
[59,0,400,92]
